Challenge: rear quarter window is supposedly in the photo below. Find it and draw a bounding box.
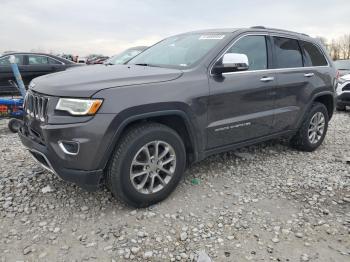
[300,41,328,67]
[273,37,303,68]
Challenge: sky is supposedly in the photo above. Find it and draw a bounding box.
[0,0,349,56]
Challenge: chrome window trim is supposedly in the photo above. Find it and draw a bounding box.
[269,34,330,67]
[298,40,330,68]
[209,32,330,76]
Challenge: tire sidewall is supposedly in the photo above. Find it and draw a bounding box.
[8,119,21,133]
[113,128,186,206]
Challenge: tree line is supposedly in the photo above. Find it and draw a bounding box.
[317,34,350,60]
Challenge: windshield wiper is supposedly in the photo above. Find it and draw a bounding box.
[134,63,159,67]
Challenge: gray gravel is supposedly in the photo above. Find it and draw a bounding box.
[0,112,349,262]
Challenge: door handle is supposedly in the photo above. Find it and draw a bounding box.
[260,76,275,82]
[304,73,314,77]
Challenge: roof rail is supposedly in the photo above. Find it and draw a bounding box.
[250,26,309,37]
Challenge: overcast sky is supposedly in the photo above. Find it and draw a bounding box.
[1,0,349,56]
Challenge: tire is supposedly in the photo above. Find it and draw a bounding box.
[336,104,346,111]
[8,119,22,133]
[106,122,186,208]
[290,102,329,152]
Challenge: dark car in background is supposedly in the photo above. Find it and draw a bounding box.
[334,59,350,77]
[104,46,147,65]
[87,56,109,65]
[0,52,80,95]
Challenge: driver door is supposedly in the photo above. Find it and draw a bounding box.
[207,34,276,148]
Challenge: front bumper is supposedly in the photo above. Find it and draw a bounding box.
[19,113,116,191]
[336,82,350,106]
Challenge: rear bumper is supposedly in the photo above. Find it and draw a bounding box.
[337,92,350,106]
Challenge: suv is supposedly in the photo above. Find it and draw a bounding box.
[19,27,336,207]
[336,74,350,111]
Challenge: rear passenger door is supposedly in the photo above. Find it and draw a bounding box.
[272,36,331,132]
[272,36,309,132]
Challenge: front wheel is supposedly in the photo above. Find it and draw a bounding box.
[8,119,22,133]
[290,102,329,152]
[106,123,186,208]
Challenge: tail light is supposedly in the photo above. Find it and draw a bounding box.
[0,105,8,113]
[336,70,340,81]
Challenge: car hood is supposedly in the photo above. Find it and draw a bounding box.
[30,64,183,97]
[339,69,350,77]
[340,73,350,81]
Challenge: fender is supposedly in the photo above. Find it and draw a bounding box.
[98,102,203,170]
[296,90,335,129]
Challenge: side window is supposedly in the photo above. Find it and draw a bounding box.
[300,41,328,67]
[0,55,24,65]
[48,57,62,65]
[273,37,303,68]
[226,35,268,71]
[28,55,49,65]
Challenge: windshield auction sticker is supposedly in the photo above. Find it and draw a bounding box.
[199,35,225,40]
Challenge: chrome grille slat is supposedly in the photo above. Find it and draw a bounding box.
[24,92,48,122]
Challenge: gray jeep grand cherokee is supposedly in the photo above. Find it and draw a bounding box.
[19,27,336,207]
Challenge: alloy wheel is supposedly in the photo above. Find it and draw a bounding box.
[130,141,176,194]
[308,112,325,144]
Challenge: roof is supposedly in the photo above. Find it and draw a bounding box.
[183,26,310,37]
[0,52,59,57]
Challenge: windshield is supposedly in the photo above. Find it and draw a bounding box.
[106,49,144,65]
[127,33,227,68]
[334,60,350,70]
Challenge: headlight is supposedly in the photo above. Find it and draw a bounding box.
[56,98,103,116]
[29,81,36,89]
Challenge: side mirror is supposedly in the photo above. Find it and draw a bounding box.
[212,53,249,75]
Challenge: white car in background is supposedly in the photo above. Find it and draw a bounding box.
[77,57,87,64]
[337,73,350,111]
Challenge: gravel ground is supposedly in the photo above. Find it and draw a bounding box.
[0,112,349,262]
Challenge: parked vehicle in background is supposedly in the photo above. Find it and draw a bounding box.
[77,57,87,64]
[104,46,147,65]
[0,52,81,95]
[87,56,109,65]
[19,27,336,207]
[336,73,350,111]
[334,59,350,77]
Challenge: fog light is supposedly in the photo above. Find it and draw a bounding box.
[58,141,80,155]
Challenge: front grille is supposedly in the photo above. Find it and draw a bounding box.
[343,84,350,91]
[24,92,49,122]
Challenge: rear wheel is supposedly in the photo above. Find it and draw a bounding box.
[290,102,329,152]
[106,123,186,207]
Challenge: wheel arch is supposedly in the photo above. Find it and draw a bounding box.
[99,103,201,170]
[312,92,335,119]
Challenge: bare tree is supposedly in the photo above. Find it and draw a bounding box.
[329,39,341,60]
[339,34,350,59]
